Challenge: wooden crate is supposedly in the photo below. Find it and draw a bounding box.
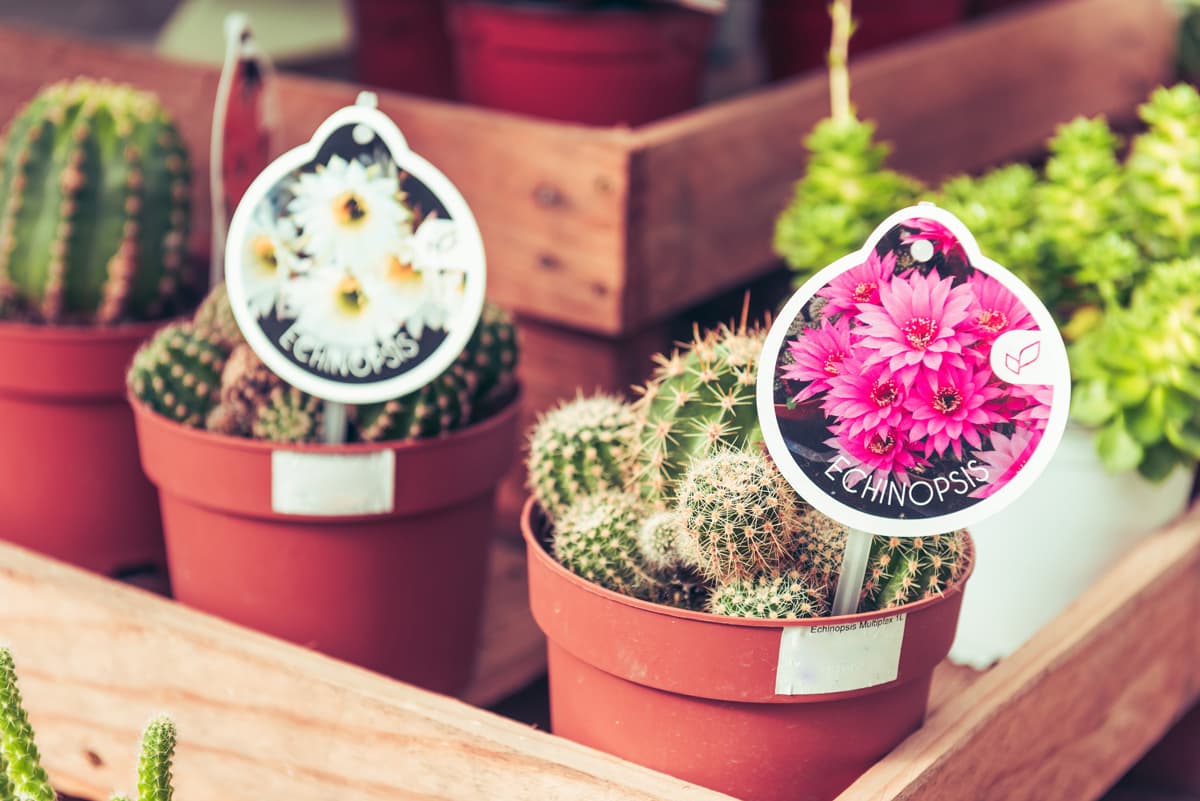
[0,499,1196,801]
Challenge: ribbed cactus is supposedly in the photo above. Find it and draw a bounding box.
[858,531,969,612]
[458,302,519,412]
[708,570,829,620]
[0,648,54,801]
[252,386,323,444]
[633,321,766,507]
[675,449,802,583]
[355,363,474,441]
[134,717,175,801]
[192,283,243,350]
[127,323,226,427]
[791,507,849,592]
[0,79,193,324]
[526,394,636,522]
[552,490,651,596]
[205,343,282,437]
[1125,84,1200,260]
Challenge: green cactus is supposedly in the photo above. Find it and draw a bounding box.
[791,507,850,592]
[708,569,829,620]
[526,394,636,522]
[127,323,226,427]
[0,648,54,801]
[252,386,323,444]
[0,79,193,324]
[1125,84,1200,261]
[552,490,652,596]
[211,342,284,437]
[633,321,766,506]
[636,510,683,571]
[675,448,803,583]
[134,717,175,801]
[458,302,519,412]
[192,283,243,350]
[354,363,474,442]
[858,531,969,612]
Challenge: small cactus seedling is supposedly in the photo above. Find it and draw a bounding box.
[0,648,54,801]
[355,364,474,442]
[192,283,243,350]
[708,569,829,620]
[0,79,193,324]
[675,448,802,583]
[252,386,323,444]
[526,394,637,522]
[553,490,652,597]
[858,531,970,612]
[633,321,766,507]
[127,323,226,427]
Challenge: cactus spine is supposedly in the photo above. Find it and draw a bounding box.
[708,570,829,620]
[0,648,54,801]
[553,491,652,596]
[0,79,192,323]
[526,394,636,522]
[858,532,970,612]
[127,323,226,427]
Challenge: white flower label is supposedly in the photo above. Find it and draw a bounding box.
[225,96,486,405]
[271,449,395,516]
[774,615,907,695]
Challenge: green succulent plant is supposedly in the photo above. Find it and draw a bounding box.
[709,569,829,620]
[553,490,652,596]
[858,532,970,612]
[127,323,227,428]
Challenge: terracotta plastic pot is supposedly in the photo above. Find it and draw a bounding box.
[761,0,968,81]
[132,394,521,695]
[523,499,974,801]
[0,321,165,575]
[450,1,716,126]
[352,0,457,99]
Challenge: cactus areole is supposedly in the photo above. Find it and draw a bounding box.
[222,92,486,406]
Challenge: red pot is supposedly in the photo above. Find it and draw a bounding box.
[449,1,716,126]
[132,393,521,695]
[352,0,457,99]
[761,0,968,81]
[0,321,165,575]
[522,499,973,801]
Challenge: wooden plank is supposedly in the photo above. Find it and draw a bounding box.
[836,503,1200,801]
[0,540,732,801]
[624,0,1176,327]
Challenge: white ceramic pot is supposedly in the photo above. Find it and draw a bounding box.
[949,424,1194,669]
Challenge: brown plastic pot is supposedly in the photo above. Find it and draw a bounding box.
[523,499,974,801]
[449,1,716,126]
[132,393,520,695]
[0,320,165,574]
[352,0,457,99]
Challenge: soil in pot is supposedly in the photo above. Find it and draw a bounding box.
[522,499,974,801]
[132,394,521,696]
[352,0,457,99]
[0,321,166,575]
[450,1,716,126]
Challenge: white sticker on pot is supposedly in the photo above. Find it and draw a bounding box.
[774,614,906,695]
[271,450,395,516]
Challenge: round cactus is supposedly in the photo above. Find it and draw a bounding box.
[675,448,803,583]
[708,569,829,620]
[858,531,970,612]
[552,490,651,596]
[636,510,684,571]
[252,386,323,444]
[457,301,519,411]
[526,394,636,522]
[0,79,193,324]
[212,342,284,437]
[633,321,767,507]
[354,363,474,442]
[192,283,243,350]
[791,506,850,591]
[128,323,226,427]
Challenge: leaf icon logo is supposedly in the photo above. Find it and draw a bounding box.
[1004,340,1041,375]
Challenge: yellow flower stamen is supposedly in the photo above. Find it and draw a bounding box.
[335,274,368,316]
[251,235,277,272]
[332,190,369,227]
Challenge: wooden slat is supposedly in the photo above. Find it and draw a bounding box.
[836,503,1200,801]
[624,0,1176,328]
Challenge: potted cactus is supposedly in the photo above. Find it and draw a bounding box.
[448,0,717,126]
[0,647,179,801]
[0,78,196,575]
[521,320,973,801]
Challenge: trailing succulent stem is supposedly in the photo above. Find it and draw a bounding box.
[0,79,193,324]
[127,323,226,427]
[0,648,54,801]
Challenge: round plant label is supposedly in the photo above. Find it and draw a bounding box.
[224,94,486,405]
[757,204,1070,536]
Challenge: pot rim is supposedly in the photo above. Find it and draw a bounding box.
[0,317,174,344]
[521,495,976,630]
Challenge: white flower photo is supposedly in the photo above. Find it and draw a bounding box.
[242,204,302,318]
[284,265,401,350]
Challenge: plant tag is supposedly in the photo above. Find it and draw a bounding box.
[774,615,907,695]
[757,204,1071,537]
[271,450,395,516]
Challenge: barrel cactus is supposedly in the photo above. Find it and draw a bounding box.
[858,531,970,612]
[253,386,324,444]
[553,490,651,596]
[792,508,850,592]
[192,283,243,350]
[128,323,226,427]
[708,569,829,620]
[355,363,474,442]
[206,342,282,437]
[458,302,519,411]
[0,79,193,324]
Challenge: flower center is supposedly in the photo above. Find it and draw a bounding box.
[869,379,898,408]
[903,317,938,350]
[251,235,277,272]
[823,350,846,376]
[387,256,421,286]
[335,274,368,315]
[332,191,369,227]
[932,387,963,414]
[853,281,877,303]
[977,308,1008,334]
[867,432,896,455]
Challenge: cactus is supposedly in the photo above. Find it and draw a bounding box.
[645,566,710,611]
[552,490,652,596]
[134,717,175,801]
[526,394,636,522]
[252,386,323,444]
[355,363,474,442]
[207,342,283,436]
[708,569,829,620]
[0,648,54,801]
[636,510,684,571]
[791,507,850,592]
[633,321,766,506]
[127,323,226,427]
[458,302,519,412]
[0,79,193,324]
[192,283,243,350]
[858,531,969,612]
[675,449,803,583]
